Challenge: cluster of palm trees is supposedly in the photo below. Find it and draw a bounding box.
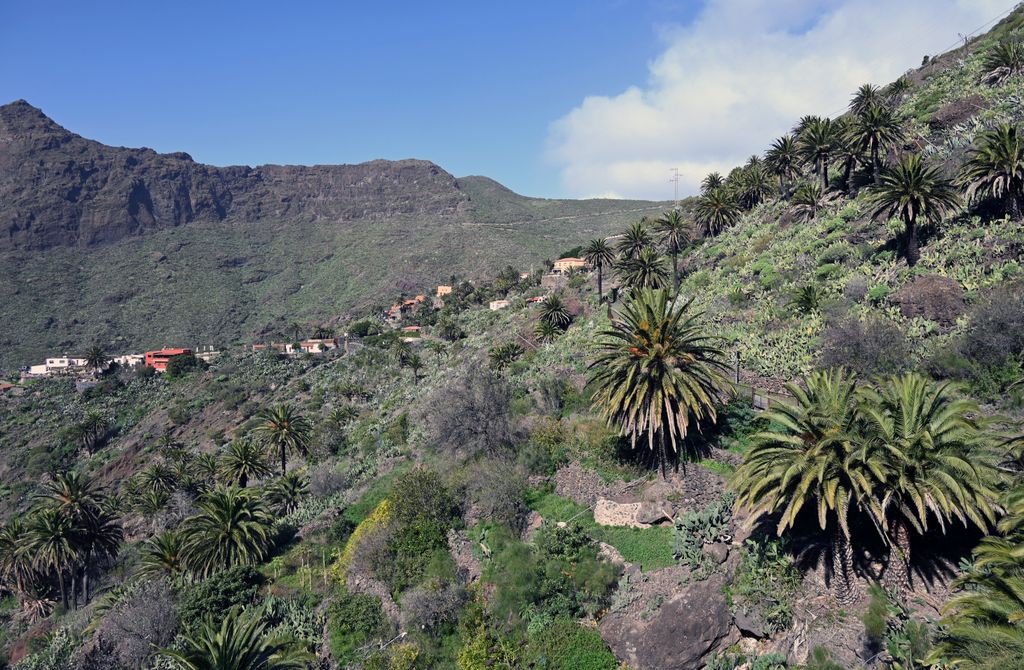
[732,369,1002,605]
[0,472,121,616]
[580,210,693,305]
[687,79,1024,266]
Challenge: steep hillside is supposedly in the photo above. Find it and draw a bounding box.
[0,103,668,368]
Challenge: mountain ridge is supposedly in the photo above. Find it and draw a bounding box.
[0,102,668,368]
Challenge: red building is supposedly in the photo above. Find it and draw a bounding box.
[144,348,193,372]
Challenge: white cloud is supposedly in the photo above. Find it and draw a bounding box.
[547,0,1012,200]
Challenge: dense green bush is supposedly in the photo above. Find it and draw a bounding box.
[524,618,618,670]
[178,565,264,635]
[328,586,391,666]
[371,470,461,594]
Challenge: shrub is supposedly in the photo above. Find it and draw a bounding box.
[349,319,381,337]
[400,579,467,633]
[465,461,529,533]
[960,281,1024,368]
[518,418,572,475]
[328,586,391,666]
[165,352,206,378]
[673,492,735,578]
[422,369,518,459]
[178,566,264,635]
[371,471,461,594]
[819,316,909,376]
[866,284,891,304]
[524,619,618,670]
[732,539,801,634]
[77,578,178,670]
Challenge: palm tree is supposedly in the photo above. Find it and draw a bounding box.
[765,135,800,197]
[959,123,1024,217]
[701,172,724,194]
[583,238,616,303]
[139,463,178,496]
[538,294,572,329]
[850,104,904,185]
[617,220,653,261]
[859,374,1002,595]
[792,182,824,221]
[84,345,108,374]
[138,531,185,578]
[219,440,272,488]
[267,473,308,515]
[787,284,822,315]
[158,606,312,670]
[37,472,120,606]
[250,404,312,476]
[736,163,773,209]
[26,508,77,611]
[694,188,741,237]
[0,520,39,605]
[180,487,274,578]
[798,116,838,192]
[654,211,689,293]
[588,288,728,478]
[534,320,561,343]
[287,322,304,343]
[928,488,1024,668]
[488,342,524,371]
[869,153,960,266]
[77,411,108,455]
[982,40,1024,85]
[732,369,881,603]
[405,352,423,385]
[617,247,670,292]
[849,83,883,115]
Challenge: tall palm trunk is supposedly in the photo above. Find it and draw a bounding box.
[871,144,882,185]
[832,526,857,606]
[71,570,78,610]
[57,570,67,611]
[884,516,912,596]
[820,157,830,192]
[778,173,786,198]
[239,472,248,488]
[597,264,604,304]
[670,252,679,295]
[902,217,920,267]
[279,445,287,476]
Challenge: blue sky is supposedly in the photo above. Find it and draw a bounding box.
[0,1,701,198]
[0,1,1014,199]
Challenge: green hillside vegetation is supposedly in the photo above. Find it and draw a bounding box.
[4,8,1024,670]
[0,181,666,371]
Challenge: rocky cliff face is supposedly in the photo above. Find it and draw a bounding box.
[0,100,469,251]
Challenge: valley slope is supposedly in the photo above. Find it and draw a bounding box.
[0,101,667,368]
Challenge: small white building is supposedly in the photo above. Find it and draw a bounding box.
[112,354,144,368]
[489,299,510,311]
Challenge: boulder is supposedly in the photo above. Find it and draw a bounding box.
[635,501,673,525]
[892,274,965,326]
[734,607,767,639]
[600,574,734,669]
[594,499,645,528]
[703,542,730,565]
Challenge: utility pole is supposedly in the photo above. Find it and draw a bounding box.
[668,168,681,201]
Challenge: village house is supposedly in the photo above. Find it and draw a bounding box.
[112,353,144,368]
[144,348,193,372]
[298,338,338,354]
[436,285,453,298]
[552,257,588,274]
[489,299,510,311]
